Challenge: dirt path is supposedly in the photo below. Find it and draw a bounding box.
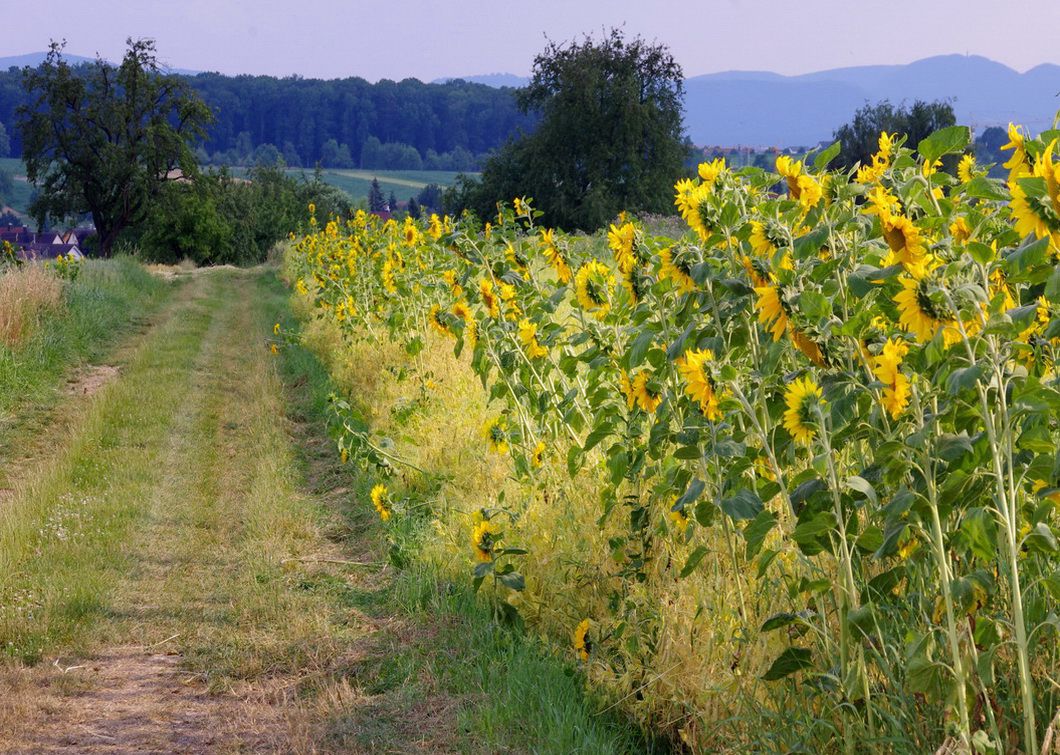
[0,269,367,753]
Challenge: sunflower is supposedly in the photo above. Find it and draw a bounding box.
[749,220,781,257]
[676,348,722,420]
[894,275,961,346]
[631,369,663,413]
[513,196,529,216]
[429,304,454,338]
[669,507,690,533]
[499,282,522,320]
[1008,141,1060,249]
[540,228,573,283]
[674,179,717,240]
[659,246,697,293]
[698,157,727,185]
[880,211,930,274]
[517,318,548,359]
[572,619,592,661]
[531,441,546,468]
[864,185,901,217]
[427,213,443,240]
[370,483,392,521]
[741,255,772,288]
[621,266,650,304]
[607,222,637,273]
[452,300,477,346]
[481,417,509,455]
[783,375,824,446]
[754,284,789,342]
[856,131,897,184]
[381,257,397,293]
[1001,123,1030,181]
[871,338,910,418]
[574,260,615,319]
[949,216,972,245]
[957,154,976,183]
[471,512,502,562]
[402,218,421,247]
[479,278,500,318]
[442,269,464,299]
[776,156,822,210]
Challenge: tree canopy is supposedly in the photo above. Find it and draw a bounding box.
[18,39,212,254]
[833,99,956,172]
[449,29,688,230]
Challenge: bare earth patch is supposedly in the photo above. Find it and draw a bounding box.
[0,648,285,754]
[65,365,120,397]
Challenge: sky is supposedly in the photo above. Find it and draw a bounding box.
[5,0,1060,81]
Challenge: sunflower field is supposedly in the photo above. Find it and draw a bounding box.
[284,123,1060,752]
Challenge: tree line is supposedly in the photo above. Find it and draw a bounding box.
[0,62,535,169]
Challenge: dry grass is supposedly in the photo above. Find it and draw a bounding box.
[0,265,63,347]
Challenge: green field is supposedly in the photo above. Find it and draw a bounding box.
[0,158,34,218]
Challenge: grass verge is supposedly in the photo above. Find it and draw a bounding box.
[269,270,663,753]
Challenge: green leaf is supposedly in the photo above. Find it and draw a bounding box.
[947,364,983,395]
[680,545,710,578]
[498,571,526,591]
[743,510,778,559]
[917,125,970,164]
[1024,522,1059,554]
[963,176,1007,202]
[628,328,655,368]
[845,476,878,507]
[761,647,814,681]
[676,478,706,508]
[813,141,841,171]
[720,489,763,521]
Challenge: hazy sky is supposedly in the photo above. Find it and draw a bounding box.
[6,0,1060,81]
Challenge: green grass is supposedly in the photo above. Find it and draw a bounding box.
[0,258,170,419]
[274,277,663,753]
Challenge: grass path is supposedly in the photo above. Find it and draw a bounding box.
[0,267,645,753]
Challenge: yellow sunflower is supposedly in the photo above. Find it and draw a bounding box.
[531,441,546,468]
[783,375,824,446]
[791,328,826,367]
[674,179,716,241]
[479,277,500,318]
[630,370,663,413]
[370,483,392,521]
[698,157,727,185]
[607,221,637,273]
[452,300,477,346]
[957,154,976,183]
[574,260,615,319]
[540,228,572,284]
[481,417,509,455]
[471,512,502,562]
[894,276,961,346]
[429,304,454,338]
[572,619,592,661]
[676,348,722,420]
[1009,140,1060,249]
[659,247,697,293]
[517,318,548,359]
[749,220,778,257]
[1001,123,1030,181]
[880,210,930,274]
[754,284,789,341]
[871,338,911,418]
[618,370,637,411]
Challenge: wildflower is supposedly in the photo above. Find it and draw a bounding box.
[754,284,789,341]
[517,318,548,359]
[871,338,911,418]
[481,417,509,455]
[572,619,592,661]
[676,348,722,420]
[783,375,824,446]
[269,343,279,355]
[273,322,280,336]
[472,511,502,562]
[659,247,696,293]
[574,260,615,319]
[370,483,391,521]
[607,222,637,273]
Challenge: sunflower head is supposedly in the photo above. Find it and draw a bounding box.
[471,511,502,562]
[574,259,615,319]
[782,375,824,446]
[659,245,698,293]
[572,619,592,661]
[370,483,392,521]
[481,417,509,455]
[676,348,722,420]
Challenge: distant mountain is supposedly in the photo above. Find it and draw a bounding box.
[685,54,1060,147]
[0,51,199,76]
[433,73,529,88]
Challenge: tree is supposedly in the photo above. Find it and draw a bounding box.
[0,122,9,158]
[18,39,212,255]
[406,196,420,219]
[368,177,385,212]
[417,182,443,211]
[833,99,956,172]
[451,28,687,230]
[387,190,398,212]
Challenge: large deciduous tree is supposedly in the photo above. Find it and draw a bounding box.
[18,39,212,255]
[452,29,687,230]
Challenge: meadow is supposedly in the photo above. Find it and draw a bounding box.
[285,123,1060,753]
